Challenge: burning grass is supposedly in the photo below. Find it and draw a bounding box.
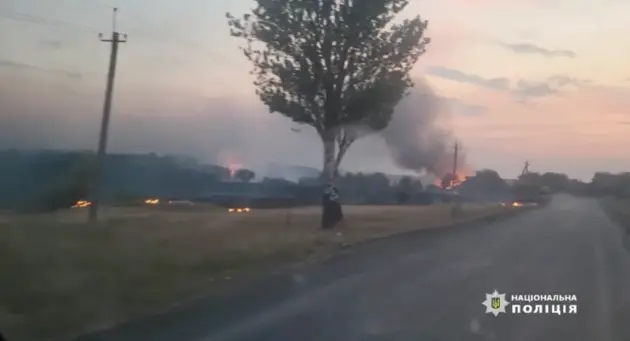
[0,203,511,341]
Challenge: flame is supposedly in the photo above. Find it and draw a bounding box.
[512,202,523,207]
[144,198,160,205]
[227,164,240,179]
[435,172,468,190]
[228,207,250,213]
[72,200,91,208]
[218,150,243,180]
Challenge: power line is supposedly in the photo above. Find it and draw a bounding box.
[1,9,223,59]
[0,11,100,34]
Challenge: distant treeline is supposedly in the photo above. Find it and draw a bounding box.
[2,149,623,212]
[571,172,630,198]
[0,150,255,212]
[302,172,430,205]
[0,150,94,212]
[512,171,630,198]
[0,150,441,211]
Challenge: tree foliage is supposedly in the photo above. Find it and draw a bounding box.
[234,169,256,183]
[395,191,410,204]
[516,172,569,193]
[540,172,569,192]
[456,169,509,201]
[517,172,542,186]
[394,175,421,204]
[227,0,430,176]
[589,172,630,197]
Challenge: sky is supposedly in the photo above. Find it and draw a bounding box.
[0,0,629,181]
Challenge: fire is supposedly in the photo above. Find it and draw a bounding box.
[227,164,240,179]
[218,150,243,180]
[435,172,468,190]
[511,202,523,207]
[144,198,160,205]
[228,207,250,213]
[72,200,91,208]
[451,174,465,187]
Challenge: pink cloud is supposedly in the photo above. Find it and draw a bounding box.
[450,83,630,164]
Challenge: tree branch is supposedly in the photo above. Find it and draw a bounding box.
[334,127,357,171]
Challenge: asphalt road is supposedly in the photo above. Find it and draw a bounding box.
[77,195,630,341]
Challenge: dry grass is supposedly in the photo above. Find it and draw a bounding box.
[604,198,630,228]
[0,203,510,341]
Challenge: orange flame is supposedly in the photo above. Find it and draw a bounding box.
[72,200,91,208]
[218,150,243,180]
[228,207,250,213]
[434,172,469,190]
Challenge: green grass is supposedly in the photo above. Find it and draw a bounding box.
[0,204,511,341]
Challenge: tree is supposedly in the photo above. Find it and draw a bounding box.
[411,179,423,192]
[589,172,630,198]
[395,175,413,204]
[540,172,569,192]
[227,0,430,226]
[234,168,256,183]
[204,165,231,181]
[395,191,410,204]
[399,176,412,188]
[475,169,506,192]
[261,177,295,186]
[566,178,589,196]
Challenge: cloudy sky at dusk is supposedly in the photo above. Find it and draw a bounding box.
[1,0,629,180]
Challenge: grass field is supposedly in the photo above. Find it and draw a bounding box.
[602,198,630,229]
[0,203,513,341]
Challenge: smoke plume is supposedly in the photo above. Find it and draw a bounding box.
[379,79,468,177]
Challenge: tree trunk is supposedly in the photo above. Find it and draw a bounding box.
[322,130,336,182]
[321,130,343,229]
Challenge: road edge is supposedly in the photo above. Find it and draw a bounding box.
[599,198,630,250]
[331,206,536,254]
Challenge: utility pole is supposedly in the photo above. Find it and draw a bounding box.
[88,8,127,222]
[452,140,459,176]
[451,140,463,217]
[521,160,530,176]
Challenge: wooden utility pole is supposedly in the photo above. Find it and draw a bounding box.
[452,140,459,176]
[89,8,127,222]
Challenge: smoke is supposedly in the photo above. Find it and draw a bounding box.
[379,79,468,177]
